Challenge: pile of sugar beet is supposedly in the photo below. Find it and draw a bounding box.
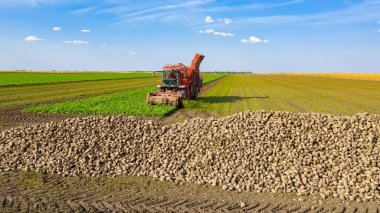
[1,111,379,202]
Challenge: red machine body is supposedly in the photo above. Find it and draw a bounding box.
[146,54,205,106]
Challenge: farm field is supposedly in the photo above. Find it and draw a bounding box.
[185,74,380,116]
[3,0,380,211]
[201,73,226,83]
[21,73,380,117]
[25,87,177,116]
[283,73,380,81]
[24,74,226,116]
[1,73,380,212]
[0,71,159,86]
[0,77,161,110]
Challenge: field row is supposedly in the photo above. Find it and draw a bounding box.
[0,78,161,110]
[0,72,161,87]
[281,73,380,81]
[185,74,380,115]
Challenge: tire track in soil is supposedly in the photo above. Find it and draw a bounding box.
[1,173,378,213]
[1,195,377,212]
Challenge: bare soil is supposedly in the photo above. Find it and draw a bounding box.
[1,172,378,212]
[0,107,86,131]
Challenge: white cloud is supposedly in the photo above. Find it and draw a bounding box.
[213,31,234,37]
[199,29,234,37]
[62,40,90,44]
[80,29,91,33]
[130,51,137,55]
[205,16,214,23]
[24,35,43,41]
[223,18,232,24]
[199,29,214,34]
[52,26,61,31]
[215,17,232,24]
[241,36,269,43]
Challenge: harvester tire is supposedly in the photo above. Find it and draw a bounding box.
[190,86,195,99]
[194,86,199,99]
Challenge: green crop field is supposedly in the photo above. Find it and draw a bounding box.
[202,74,226,84]
[0,77,160,110]
[184,74,380,115]
[25,87,176,116]
[24,74,226,116]
[13,73,380,117]
[0,72,159,87]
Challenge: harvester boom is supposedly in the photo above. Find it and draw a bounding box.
[190,53,205,73]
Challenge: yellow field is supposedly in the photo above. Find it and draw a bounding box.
[275,73,380,81]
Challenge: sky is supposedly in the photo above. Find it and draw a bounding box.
[0,0,380,72]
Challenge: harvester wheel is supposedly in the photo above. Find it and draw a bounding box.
[194,86,199,99]
[190,86,195,99]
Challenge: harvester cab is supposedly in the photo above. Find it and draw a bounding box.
[162,68,179,88]
[146,54,204,106]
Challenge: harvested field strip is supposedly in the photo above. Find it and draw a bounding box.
[1,111,379,202]
[259,76,380,113]
[0,77,161,110]
[186,74,380,115]
[281,73,380,81]
[25,87,176,116]
[0,72,160,87]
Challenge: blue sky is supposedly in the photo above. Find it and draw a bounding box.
[0,0,380,72]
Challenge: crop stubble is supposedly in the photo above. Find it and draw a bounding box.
[284,73,380,81]
[187,74,380,115]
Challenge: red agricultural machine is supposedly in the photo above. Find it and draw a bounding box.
[146,53,205,106]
